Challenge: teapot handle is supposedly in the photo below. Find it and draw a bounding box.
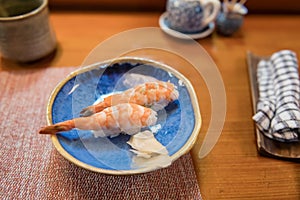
[201,0,221,27]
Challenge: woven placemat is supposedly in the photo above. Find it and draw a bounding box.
[0,66,201,199]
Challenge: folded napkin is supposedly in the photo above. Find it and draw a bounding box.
[253,50,300,142]
[0,66,202,199]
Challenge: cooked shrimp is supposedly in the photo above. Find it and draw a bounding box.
[39,103,157,137]
[80,81,179,117]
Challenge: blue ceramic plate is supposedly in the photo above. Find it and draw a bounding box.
[48,57,201,175]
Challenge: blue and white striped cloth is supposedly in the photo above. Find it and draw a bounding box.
[253,50,300,142]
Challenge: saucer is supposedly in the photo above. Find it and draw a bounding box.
[159,12,215,40]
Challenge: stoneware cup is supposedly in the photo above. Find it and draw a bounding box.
[166,0,221,33]
[216,3,248,36]
[0,0,56,63]
[216,12,244,36]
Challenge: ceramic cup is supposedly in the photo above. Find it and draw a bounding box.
[0,0,56,62]
[166,0,220,33]
[216,3,248,36]
[216,12,244,36]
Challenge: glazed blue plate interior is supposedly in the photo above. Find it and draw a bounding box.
[50,59,198,173]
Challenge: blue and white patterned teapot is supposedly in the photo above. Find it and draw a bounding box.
[166,0,221,33]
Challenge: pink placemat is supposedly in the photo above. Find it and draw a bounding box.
[0,66,202,199]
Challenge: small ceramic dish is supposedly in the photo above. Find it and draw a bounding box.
[47,57,201,175]
[159,12,215,40]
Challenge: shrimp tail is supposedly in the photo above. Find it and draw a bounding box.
[80,105,97,117]
[80,101,111,117]
[39,120,75,135]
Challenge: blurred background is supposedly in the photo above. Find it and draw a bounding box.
[49,0,300,14]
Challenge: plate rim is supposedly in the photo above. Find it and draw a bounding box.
[47,56,202,175]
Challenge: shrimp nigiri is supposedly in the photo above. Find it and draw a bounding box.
[80,81,179,117]
[39,103,157,137]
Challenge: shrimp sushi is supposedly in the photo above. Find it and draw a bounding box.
[80,81,179,117]
[39,103,157,137]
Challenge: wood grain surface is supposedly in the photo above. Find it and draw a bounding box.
[1,11,300,199]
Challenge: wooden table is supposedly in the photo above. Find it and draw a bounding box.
[1,11,299,199]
